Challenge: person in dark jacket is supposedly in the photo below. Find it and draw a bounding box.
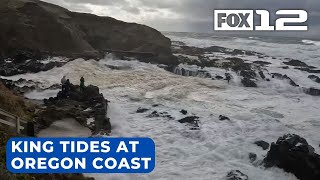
[80,76,85,92]
[61,76,67,92]
[225,73,231,84]
[65,79,71,93]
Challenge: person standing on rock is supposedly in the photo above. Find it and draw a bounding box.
[65,79,71,94]
[61,76,67,92]
[225,73,231,84]
[80,76,85,92]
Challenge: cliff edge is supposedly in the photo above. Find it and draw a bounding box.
[0,0,176,64]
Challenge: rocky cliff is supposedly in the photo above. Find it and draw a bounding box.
[0,0,175,64]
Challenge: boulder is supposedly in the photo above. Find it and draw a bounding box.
[271,73,299,87]
[180,109,188,115]
[254,141,270,150]
[264,134,320,180]
[178,116,200,130]
[137,107,149,113]
[241,78,257,87]
[0,0,175,65]
[253,61,272,66]
[219,115,230,121]
[249,153,257,162]
[147,111,173,119]
[240,70,256,79]
[295,68,320,74]
[226,170,249,180]
[284,60,309,67]
[259,71,266,79]
[232,49,244,55]
[178,116,199,124]
[305,88,320,96]
[39,83,111,135]
[216,75,224,80]
[308,75,320,83]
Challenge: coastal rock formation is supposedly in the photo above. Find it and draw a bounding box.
[0,58,66,76]
[178,116,200,130]
[308,75,320,83]
[264,134,320,180]
[241,78,257,87]
[36,83,111,135]
[271,73,299,87]
[305,88,320,96]
[0,0,175,65]
[254,140,270,150]
[226,170,249,180]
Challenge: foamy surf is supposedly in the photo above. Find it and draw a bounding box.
[3,33,320,180]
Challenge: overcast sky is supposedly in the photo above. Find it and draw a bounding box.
[43,0,320,38]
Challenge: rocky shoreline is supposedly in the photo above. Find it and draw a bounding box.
[166,42,320,96]
[1,38,320,180]
[36,83,111,136]
[0,1,319,180]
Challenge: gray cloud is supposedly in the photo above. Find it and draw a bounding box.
[42,0,320,38]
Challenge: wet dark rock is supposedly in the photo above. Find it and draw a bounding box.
[271,73,299,87]
[226,170,249,180]
[249,153,257,162]
[264,134,320,180]
[240,70,256,79]
[178,116,199,124]
[147,111,174,119]
[0,60,65,76]
[226,57,244,62]
[147,111,159,118]
[253,61,272,66]
[216,75,224,80]
[178,116,200,130]
[152,104,160,107]
[8,48,48,64]
[284,60,309,67]
[205,46,228,53]
[232,49,244,55]
[136,107,149,113]
[305,88,320,96]
[308,75,320,83]
[241,78,257,87]
[178,46,205,55]
[219,115,230,121]
[259,71,266,79]
[295,68,320,74]
[180,109,188,115]
[255,141,270,150]
[282,66,290,69]
[223,58,252,72]
[38,83,111,135]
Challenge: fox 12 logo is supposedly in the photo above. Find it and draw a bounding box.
[213,10,308,31]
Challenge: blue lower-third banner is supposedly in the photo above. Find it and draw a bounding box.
[6,137,155,174]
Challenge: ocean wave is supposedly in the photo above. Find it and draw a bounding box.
[302,39,320,46]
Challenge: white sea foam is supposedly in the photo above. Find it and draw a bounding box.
[4,33,320,180]
[302,39,320,46]
[4,54,319,180]
[166,33,320,68]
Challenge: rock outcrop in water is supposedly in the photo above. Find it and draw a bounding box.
[264,134,320,180]
[308,75,320,83]
[35,83,111,135]
[226,170,249,180]
[305,87,320,96]
[0,0,175,65]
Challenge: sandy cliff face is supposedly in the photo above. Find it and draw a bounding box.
[0,0,175,64]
